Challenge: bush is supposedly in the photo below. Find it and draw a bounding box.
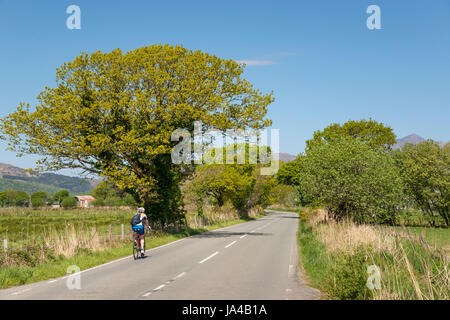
[0,243,55,268]
[61,197,77,208]
[324,247,372,300]
[298,138,405,224]
[395,141,450,227]
[31,197,46,208]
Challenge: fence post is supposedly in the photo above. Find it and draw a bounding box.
[108,225,112,242]
[3,239,7,250]
[121,224,124,240]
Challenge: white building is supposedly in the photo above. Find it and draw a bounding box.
[75,195,95,208]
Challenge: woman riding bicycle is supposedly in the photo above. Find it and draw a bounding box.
[131,207,151,257]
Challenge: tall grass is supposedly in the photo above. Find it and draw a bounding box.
[298,208,449,300]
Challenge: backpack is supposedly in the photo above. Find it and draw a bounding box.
[131,214,142,226]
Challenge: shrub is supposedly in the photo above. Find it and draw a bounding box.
[298,138,405,224]
[61,197,77,208]
[324,247,372,300]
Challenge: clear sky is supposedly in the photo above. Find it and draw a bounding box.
[0,0,449,175]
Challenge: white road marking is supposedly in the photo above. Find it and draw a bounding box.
[153,284,165,291]
[143,292,152,297]
[47,279,58,283]
[225,240,237,248]
[240,234,247,239]
[10,288,30,296]
[174,272,186,279]
[199,251,219,264]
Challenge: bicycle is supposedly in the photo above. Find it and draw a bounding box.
[132,226,151,260]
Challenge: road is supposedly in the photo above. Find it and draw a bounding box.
[0,210,320,300]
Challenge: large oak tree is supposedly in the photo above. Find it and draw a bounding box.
[0,44,273,222]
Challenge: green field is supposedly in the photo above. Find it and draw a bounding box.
[390,226,450,249]
[0,208,132,248]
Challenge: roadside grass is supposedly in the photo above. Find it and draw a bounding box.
[0,210,266,290]
[297,209,449,300]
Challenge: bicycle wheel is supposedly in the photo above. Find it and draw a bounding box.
[133,234,139,260]
[133,243,138,260]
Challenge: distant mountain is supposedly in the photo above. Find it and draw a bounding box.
[393,134,447,150]
[0,163,101,195]
[274,153,297,163]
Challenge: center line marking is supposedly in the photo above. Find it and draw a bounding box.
[174,272,186,279]
[143,292,152,297]
[240,234,247,239]
[153,284,165,291]
[225,240,237,248]
[199,251,219,264]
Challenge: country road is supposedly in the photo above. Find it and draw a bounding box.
[0,210,320,300]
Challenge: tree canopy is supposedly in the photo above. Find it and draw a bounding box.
[395,141,449,226]
[305,119,396,151]
[0,44,273,221]
[297,138,404,223]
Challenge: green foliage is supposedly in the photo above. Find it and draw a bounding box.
[268,184,298,207]
[185,163,274,218]
[30,192,48,208]
[91,180,136,207]
[144,154,185,225]
[395,141,450,226]
[0,178,60,195]
[298,138,405,223]
[61,197,77,208]
[0,44,273,223]
[276,160,301,186]
[1,173,93,194]
[0,190,29,207]
[306,119,396,151]
[324,248,371,300]
[53,190,69,205]
[0,243,56,268]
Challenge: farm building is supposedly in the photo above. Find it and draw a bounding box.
[75,195,95,208]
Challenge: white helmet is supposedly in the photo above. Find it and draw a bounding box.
[138,207,145,213]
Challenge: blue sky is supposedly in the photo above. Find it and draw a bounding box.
[0,0,449,175]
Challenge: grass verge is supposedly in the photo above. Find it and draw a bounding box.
[297,209,449,300]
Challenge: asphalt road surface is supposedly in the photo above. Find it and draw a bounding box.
[0,210,320,300]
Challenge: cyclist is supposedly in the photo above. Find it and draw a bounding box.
[131,207,151,257]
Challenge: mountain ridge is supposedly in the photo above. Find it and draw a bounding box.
[393,134,447,150]
[0,163,100,195]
